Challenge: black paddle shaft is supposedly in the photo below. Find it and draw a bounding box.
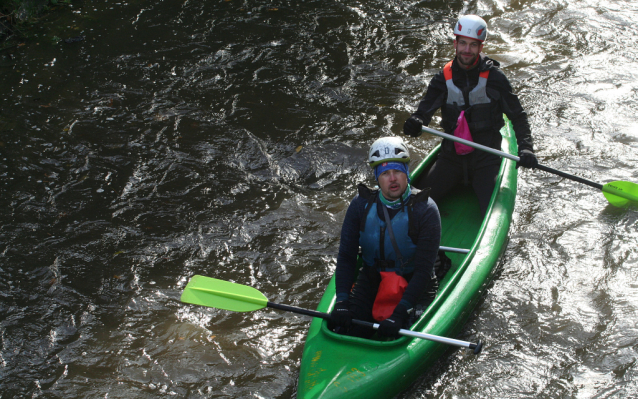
[535,164,603,190]
[267,302,374,328]
[421,126,605,192]
[267,302,330,320]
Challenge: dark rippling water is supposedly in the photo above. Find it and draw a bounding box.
[1,0,637,397]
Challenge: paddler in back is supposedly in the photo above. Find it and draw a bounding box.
[403,15,537,215]
[329,137,441,339]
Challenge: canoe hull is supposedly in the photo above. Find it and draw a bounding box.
[297,122,518,399]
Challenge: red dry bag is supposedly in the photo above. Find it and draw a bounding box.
[372,271,408,322]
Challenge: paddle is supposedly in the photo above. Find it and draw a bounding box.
[180,275,483,354]
[422,126,638,207]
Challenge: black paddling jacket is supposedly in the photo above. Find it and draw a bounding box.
[412,54,533,164]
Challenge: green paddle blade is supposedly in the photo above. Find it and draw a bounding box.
[181,275,268,312]
[602,181,638,207]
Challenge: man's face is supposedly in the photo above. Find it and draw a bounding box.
[454,37,484,68]
[377,169,409,201]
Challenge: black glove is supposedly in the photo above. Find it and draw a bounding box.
[403,115,424,137]
[378,304,409,339]
[517,149,538,169]
[330,301,352,328]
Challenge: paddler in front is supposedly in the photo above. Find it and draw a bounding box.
[329,137,441,339]
[403,15,537,215]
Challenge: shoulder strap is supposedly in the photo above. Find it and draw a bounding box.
[358,183,378,232]
[407,187,431,244]
[444,60,465,106]
[381,204,405,270]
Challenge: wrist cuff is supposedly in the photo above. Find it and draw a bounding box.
[336,293,350,303]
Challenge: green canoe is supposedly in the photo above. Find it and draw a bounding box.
[296,119,518,399]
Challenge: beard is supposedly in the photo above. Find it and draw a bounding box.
[456,51,479,68]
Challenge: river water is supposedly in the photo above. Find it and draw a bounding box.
[1,0,637,397]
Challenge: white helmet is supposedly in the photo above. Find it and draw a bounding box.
[454,15,487,42]
[368,137,410,168]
